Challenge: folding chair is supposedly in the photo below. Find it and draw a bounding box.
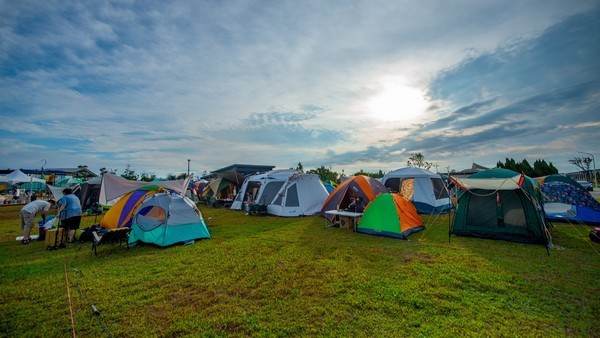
[92,227,131,256]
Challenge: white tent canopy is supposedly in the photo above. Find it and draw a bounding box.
[450,175,524,191]
[5,170,46,185]
[99,173,190,206]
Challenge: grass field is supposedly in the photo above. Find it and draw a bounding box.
[0,204,598,337]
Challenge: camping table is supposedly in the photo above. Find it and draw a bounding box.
[324,210,363,231]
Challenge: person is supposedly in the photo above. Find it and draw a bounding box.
[244,192,253,215]
[347,196,365,213]
[20,199,55,244]
[57,188,82,243]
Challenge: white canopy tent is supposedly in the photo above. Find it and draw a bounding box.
[5,170,46,185]
[99,173,191,206]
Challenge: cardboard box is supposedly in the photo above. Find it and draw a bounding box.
[45,228,66,249]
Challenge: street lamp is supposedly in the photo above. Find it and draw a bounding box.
[577,151,596,187]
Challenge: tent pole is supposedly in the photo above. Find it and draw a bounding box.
[448,209,452,243]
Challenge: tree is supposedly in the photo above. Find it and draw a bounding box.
[295,162,304,172]
[569,156,593,181]
[307,166,338,182]
[140,172,157,182]
[532,159,558,177]
[497,158,558,176]
[99,167,117,175]
[352,169,384,178]
[121,164,138,180]
[168,173,188,180]
[407,153,432,170]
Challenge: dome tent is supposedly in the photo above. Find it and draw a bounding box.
[320,175,388,220]
[538,174,600,225]
[128,192,210,247]
[357,193,424,239]
[231,170,329,217]
[381,167,452,214]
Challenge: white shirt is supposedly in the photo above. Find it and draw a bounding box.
[21,200,51,215]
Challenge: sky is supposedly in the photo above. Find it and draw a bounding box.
[1,0,599,179]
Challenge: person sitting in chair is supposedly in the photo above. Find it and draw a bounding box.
[347,196,365,213]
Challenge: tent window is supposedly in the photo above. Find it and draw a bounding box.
[285,184,299,207]
[259,182,285,205]
[400,179,415,200]
[466,191,498,228]
[273,193,283,206]
[384,178,401,193]
[431,178,449,199]
[499,191,527,227]
[139,206,167,222]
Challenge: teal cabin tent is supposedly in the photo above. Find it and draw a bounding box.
[450,168,550,245]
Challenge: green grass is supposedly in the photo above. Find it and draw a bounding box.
[0,205,598,337]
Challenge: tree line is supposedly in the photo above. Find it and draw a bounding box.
[87,152,594,183]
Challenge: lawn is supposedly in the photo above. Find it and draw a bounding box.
[0,204,598,337]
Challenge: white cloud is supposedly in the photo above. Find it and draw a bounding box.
[0,1,598,176]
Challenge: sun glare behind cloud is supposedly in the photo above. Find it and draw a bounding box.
[366,79,428,122]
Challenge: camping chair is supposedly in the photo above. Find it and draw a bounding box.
[92,227,131,256]
[248,203,267,216]
[208,196,222,208]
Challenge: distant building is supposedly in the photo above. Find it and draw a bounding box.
[564,169,599,183]
[443,163,489,178]
[0,167,97,183]
[211,164,276,177]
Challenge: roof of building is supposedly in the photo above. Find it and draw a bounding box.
[0,167,97,177]
[211,164,276,176]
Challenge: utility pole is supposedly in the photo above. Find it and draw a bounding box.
[577,151,596,187]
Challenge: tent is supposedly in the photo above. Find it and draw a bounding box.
[128,192,211,247]
[5,169,46,191]
[100,187,160,229]
[215,170,246,187]
[99,173,190,207]
[5,170,46,185]
[357,193,424,239]
[231,170,329,217]
[55,177,83,187]
[320,175,388,220]
[202,177,236,199]
[267,173,329,217]
[77,176,102,210]
[450,168,549,244]
[194,180,209,196]
[322,179,337,193]
[381,167,452,214]
[538,175,600,225]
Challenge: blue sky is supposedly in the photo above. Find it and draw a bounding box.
[1,1,598,178]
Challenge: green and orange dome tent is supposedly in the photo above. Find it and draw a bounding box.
[356,193,424,239]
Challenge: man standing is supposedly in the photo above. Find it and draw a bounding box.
[20,199,55,244]
[57,188,82,243]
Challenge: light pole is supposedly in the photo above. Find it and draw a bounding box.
[577,151,596,187]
